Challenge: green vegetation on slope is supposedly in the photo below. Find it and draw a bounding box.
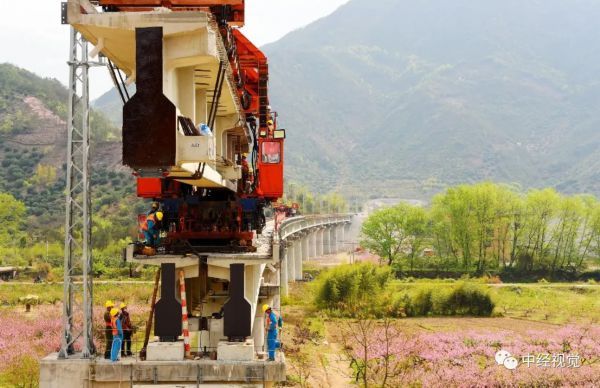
[0,64,144,275]
[0,63,119,141]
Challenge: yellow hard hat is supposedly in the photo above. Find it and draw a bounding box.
[110,308,119,317]
[262,304,270,313]
[105,300,114,308]
[156,211,164,221]
[120,303,127,309]
[267,120,274,125]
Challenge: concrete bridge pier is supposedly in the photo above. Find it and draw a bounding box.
[281,245,289,297]
[294,238,303,281]
[317,228,324,257]
[287,241,296,282]
[330,226,337,254]
[302,234,309,263]
[323,227,331,255]
[309,231,317,259]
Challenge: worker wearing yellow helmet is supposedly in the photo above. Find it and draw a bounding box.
[120,302,133,357]
[103,301,115,359]
[263,304,283,361]
[109,307,123,362]
[141,205,163,247]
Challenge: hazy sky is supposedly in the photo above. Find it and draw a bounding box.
[0,0,349,99]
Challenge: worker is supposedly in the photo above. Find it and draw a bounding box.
[267,120,275,137]
[263,304,283,361]
[240,154,250,193]
[120,303,133,357]
[103,300,114,359]
[110,307,123,362]
[141,211,163,246]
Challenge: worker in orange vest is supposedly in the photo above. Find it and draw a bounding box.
[141,211,163,246]
[103,300,114,359]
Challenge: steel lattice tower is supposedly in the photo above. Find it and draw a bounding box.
[59,27,95,359]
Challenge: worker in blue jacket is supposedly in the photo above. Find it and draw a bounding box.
[110,308,123,362]
[263,304,282,361]
[141,211,163,247]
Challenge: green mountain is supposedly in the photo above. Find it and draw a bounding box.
[0,63,141,244]
[263,0,600,198]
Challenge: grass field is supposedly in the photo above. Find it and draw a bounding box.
[390,280,600,324]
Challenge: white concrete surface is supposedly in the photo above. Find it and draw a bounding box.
[146,341,185,361]
[217,340,255,361]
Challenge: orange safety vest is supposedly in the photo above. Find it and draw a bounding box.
[141,213,157,232]
[111,316,118,336]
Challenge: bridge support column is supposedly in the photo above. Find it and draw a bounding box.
[339,225,346,252]
[323,228,330,255]
[288,241,296,282]
[317,229,324,257]
[302,235,309,262]
[310,231,317,259]
[330,227,337,254]
[281,247,289,297]
[294,239,303,281]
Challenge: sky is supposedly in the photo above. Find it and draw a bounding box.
[0,0,349,99]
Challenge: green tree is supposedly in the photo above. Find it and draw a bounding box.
[361,203,418,266]
[0,192,26,247]
[404,206,428,271]
[519,189,560,270]
[431,186,476,269]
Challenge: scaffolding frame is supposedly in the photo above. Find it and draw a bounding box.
[59,27,96,359]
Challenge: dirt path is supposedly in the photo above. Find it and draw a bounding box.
[321,342,353,387]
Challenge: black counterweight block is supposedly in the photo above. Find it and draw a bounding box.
[154,263,182,342]
[123,27,177,169]
[223,263,252,341]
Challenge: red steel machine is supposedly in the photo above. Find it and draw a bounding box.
[97,0,286,253]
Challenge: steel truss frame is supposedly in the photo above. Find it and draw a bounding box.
[59,27,102,359]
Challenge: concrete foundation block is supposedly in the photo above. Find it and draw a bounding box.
[40,354,91,388]
[146,341,184,361]
[217,339,255,361]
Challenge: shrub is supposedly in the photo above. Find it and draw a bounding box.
[441,283,495,316]
[314,263,391,311]
[401,282,494,317]
[407,287,433,316]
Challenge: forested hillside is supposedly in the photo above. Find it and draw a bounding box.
[0,63,143,273]
[262,0,600,198]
